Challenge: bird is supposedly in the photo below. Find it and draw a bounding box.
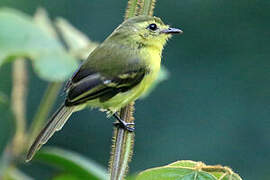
[26,15,182,162]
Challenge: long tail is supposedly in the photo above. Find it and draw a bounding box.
[26,104,75,162]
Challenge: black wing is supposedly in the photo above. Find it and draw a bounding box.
[64,68,147,106]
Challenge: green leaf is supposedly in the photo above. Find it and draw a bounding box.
[55,17,98,60]
[33,8,58,38]
[0,8,61,62]
[53,173,81,180]
[35,147,108,180]
[0,8,78,81]
[136,160,242,180]
[33,51,78,82]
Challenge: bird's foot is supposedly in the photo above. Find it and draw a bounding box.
[113,113,135,132]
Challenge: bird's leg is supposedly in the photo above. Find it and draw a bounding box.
[113,113,135,132]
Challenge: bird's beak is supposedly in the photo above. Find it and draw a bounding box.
[161,27,183,34]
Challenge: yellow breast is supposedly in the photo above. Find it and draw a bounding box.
[121,47,161,104]
[87,47,162,113]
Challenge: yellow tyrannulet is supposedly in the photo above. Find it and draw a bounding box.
[26,15,182,161]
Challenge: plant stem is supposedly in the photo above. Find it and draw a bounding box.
[110,103,135,180]
[125,0,140,19]
[109,0,157,179]
[27,82,62,146]
[140,0,156,16]
[11,58,28,157]
[1,58,28,178]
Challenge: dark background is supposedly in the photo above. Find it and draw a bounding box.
[1,0,269,179]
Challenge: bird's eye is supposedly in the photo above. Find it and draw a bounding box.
[148,23,158,31]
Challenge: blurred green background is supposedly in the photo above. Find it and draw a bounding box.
[0,0,269,179]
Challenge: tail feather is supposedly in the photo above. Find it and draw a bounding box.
[26,104,74,162]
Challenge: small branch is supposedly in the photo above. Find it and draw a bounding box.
[109,103,135,180]
[140,0,156,16]
[11,58,28,157]
[27,82,62,146]
[109,1,157,179]
[1,58,28,178]
[125,0,140,19]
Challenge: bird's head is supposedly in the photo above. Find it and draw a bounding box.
[107,16,183,50]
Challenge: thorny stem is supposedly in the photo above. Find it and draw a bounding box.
[110,103,135,180]
[140,0,156,16]
[11,59,28,157]
[124,0,140,19]
[110,0,156,179]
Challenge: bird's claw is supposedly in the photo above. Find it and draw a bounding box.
[113,113,135,132]
[113,122,135,132]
